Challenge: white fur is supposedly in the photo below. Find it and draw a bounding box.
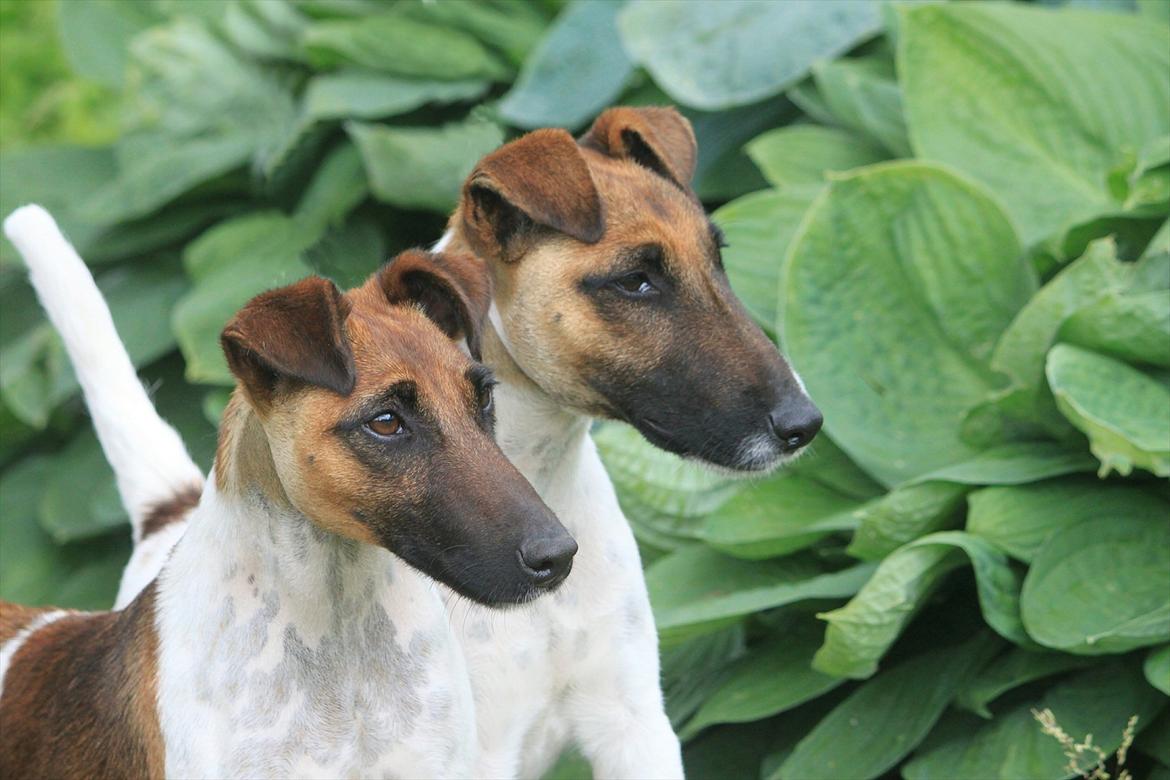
[3,205,203,594]
[154,477,476,778]
[0,610,69,700]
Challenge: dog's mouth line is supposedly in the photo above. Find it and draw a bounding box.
[628,414,789,474]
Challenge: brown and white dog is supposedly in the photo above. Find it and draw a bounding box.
[20,106,821,778]
[0,206,576,779]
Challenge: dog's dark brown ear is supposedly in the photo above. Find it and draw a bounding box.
[221,276,355,407]
[580,106,698,191]
[461,128,603,261]
[379,250,491,360]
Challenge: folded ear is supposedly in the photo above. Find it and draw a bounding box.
[378,250,491,360]
[221,276,355,408]
[580,106,698,192]
[461,128,604,261]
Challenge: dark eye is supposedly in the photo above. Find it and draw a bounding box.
[610,272,657,297]
[479,384,494,413]
[365,412,405,438]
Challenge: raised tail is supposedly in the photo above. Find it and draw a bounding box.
[3,206,202,584]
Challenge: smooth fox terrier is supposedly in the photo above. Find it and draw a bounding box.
[0,206,575,779]
[45,106,822,778]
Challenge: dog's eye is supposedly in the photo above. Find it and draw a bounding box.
[479,385,494,413]
[366,413,405,438]
[610,272,657,297]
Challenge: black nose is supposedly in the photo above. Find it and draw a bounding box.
[518,533,578,588]
[769,397,823,454]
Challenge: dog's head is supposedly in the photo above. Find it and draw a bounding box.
[455,106,821,472]
[219,250,576,605]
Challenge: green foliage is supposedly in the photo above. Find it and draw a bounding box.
[1,2,1168,779]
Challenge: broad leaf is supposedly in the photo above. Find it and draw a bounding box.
[912,442,1095,486]
[782,162,1032,485]
[967,476,1167,562]
[900,2,1170,244]
[1146,645,1170,696]
[661,626,746,729]
[498,0,634,130]
[57,0,160,87]
[783,633,1000,780]
[617,0,881,111]
[846,481,967,561]
[1022,514,1170,654]
[904,661,1167,780]
[1046,343,1170,477]
[812,56,910,157]
[746,126,886,190]
[1060,290,1170,368]
[646,545,875,645]
[303,71,488,121]
[956,647,1094,719]
[347,119,503,212]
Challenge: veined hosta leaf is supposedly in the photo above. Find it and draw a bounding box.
[713,187,819,334]
[745,126,886,190]
[912,442,1095,486]
[904,661,1166,780]
[812,56,910,157]
[900,2,1170,244]
[681,621,843,739]
[782,162,1032,486]
[968,476,1167,563]
[1146,645,1170,696]
[347,119,503,213]
[1060,290,1170,368]
[956,647,1094,719]
[816,531,1030,679]
[1022,515,1170,654]
[303,12,510,80]
[646,545,875,645]
[498,0,634,130]
[1046,344,1170,476]
[783,632,1001,780]
[698,474,860,559]
[617,0,882,111]
[846,481,967,561]
[173,212,318,384]
[303,71,488,121]
[785,435,885,501]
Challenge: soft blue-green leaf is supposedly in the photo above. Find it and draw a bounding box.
[782,162,1032,486]
[1060,289,1170,368]
[812,56,910,157]
[293,142,369,236]
[912,442,1096,486]
[746,125,887,190]
[57,0,159,87]
[967,476,1168,563]
[846,482,967,561]
[1047,344,1170,477]
[303,71,488,121]
[904,661,1166,780]
[956,647,1095,719]
[900,2,1170,244]
[347,119,503,212]
[305,215,385,290]
[498,0,634,129]
[617,0,882,111]
[1146,645,1170,696]
[1022,514,1170,654]
[399,0,548,67]
[784,633,1001,780]
[647,545,875,645]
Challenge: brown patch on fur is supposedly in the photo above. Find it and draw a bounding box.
[0,584,164,780]
[580,106,698,192]
[379,250,492,359]
[139,483,202,540]
[0,603,61,646]
[462,128,604,261]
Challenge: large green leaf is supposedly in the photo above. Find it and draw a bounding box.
[646,545,875,645]
[399,0,548,68]
[782,162,1033,485]
[661,626,745,729]
[617,0,881,111]
[911,442,1095,486]
[303,11,509,80]
[904,661,1166,780]
[698,473,859,559]
[1046,344,1170,477]
[817,532,1030,678]
[222,0,311,63]
[956,647,1094,719]
[713,187,818,334]
[1146,645,1170,696]
[900,2,1170,244]
[680,620,844,739]
[967,477,1167,562]
[57,0,160,87]
[172,212,317,384]
[1060,290,1170,368]
[1021,514,1170,654]
[498,0,634,130]
[347,119,503,213]
[783,633,1000,780]
[812,56,910,157]
[304,71,488,121]
[846,481,967,561]
[746,126,886,191]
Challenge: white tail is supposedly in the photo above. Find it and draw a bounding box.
[2,205,203,555]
